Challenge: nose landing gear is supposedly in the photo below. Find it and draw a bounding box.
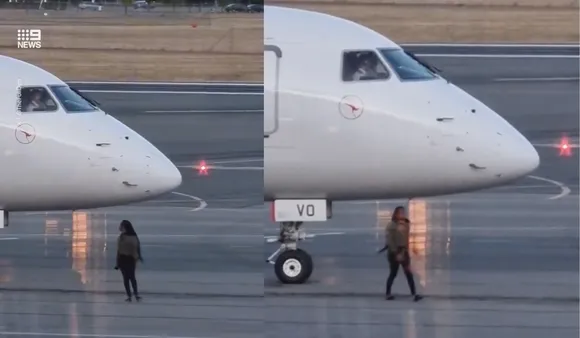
[1,210,8,228]
[266,221,313,284]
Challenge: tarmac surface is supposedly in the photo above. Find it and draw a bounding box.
[0,82,264,337]
[0,45,578,338]
[264,47,579,338]
[402,44,580,56]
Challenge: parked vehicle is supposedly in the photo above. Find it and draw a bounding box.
[133,0,155,9]
[247,4,262,12]
[224,3,247,12]
[78,1,102,11]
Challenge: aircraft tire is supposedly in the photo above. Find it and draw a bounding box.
[274,249,313,284]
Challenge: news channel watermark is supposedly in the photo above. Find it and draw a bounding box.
[15,79,23,115]
[17,29,42,49]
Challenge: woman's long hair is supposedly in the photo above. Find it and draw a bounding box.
[391,206,410,223]
[121,220,137,236]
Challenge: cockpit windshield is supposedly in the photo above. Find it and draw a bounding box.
[379,48,438,81]
[48,85,98,113]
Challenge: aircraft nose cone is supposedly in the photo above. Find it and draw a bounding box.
[514,138,540,176]
[150,157,182,194]
[500,133,540,181]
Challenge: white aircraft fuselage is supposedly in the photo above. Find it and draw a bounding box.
[0,56,182,212]
[263,6,540,201]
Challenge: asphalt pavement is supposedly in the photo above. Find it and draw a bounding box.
[0,45,577,338]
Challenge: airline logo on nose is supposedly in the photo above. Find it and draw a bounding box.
[15,123,36,144]
[339,95,364,120]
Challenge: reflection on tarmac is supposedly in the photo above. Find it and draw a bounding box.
[265,192,579,338]
[0,204,263,338]
[71,212,89,285]
[373,198,452,296]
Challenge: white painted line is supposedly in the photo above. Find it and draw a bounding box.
[196,208,263,213]
[0,331,214,338]
[533,143,579,148]
[142,199,196,203]
[78,90,262,95]
[527,175,571,200]
[68,81,259,86]
[297,226,573,233]
[402,43,580,48]
[144,109,262,113]
[265,232,345,243]
[174,158,263,167]
[68,80,261,86]
[178,165,263,171]
[494,77,580,82]
[491,184,555,190]
[24,211,70,215]
[170,191,207,212]
[1,233,260,239]
[416,53,579,59]
[469,238,520,243]
[210,158,263,165]
[0,237,19,241]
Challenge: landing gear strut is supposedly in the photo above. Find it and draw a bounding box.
[0,210,8,228]
[266,222,313,284]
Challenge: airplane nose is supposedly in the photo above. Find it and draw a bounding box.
[148,156,182,195]
[143,152,182,196]
[500,133,540,180]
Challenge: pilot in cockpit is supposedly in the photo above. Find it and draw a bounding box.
[352,52,388,81]
[24,89,48,112]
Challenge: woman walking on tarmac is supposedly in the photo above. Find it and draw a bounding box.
[115,220,143,302]
[378,206,423,302]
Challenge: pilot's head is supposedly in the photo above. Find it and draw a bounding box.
[359,53,373,67]
[31,91,42,102]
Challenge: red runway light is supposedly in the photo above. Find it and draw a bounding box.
[197,160,209,175]
[558,136,572,157]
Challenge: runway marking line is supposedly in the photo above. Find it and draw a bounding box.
[0,332,215,338]
[526,175,571,200]
[0,233,261,239]
[533,143,579,148]
[79,90,262,95]
[494,77,580,82]
[68,80,261,86]
[491,184,555,190]
[210,159,263,165]
[178,165,263,171]
[0,237,18,241]
[265,231,346,243]
[416,54,579,59]
[142,199,196,203]
[144,109,262,114]
[170,191,208,212]
[401,43,580,48]
[174,158,262,167]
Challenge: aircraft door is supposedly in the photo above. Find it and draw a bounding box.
[264,45,282,137]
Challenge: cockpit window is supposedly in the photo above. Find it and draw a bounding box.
[17,86,58,113]
[342,50,389,82]
[379,48,437,81]
[48,85,98,113]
